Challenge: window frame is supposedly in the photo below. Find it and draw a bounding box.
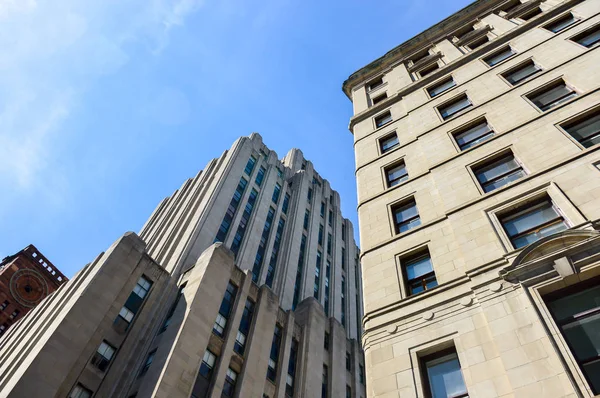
[543,12,580,34]
[378,132,400,154]
[426,76,456,98]
[450,116,495,151]
[469,149,527,194]
[370,92,388,107]
[556,105,600,149]
[523,78,578,113]
[400,250,438,296]
[482,45,515,67]
[499,57,542,86]
[437,93,473,121]
[420,346,468,398]
[384,160,409,188]
[366,76,385,92]
[374,110,393,129]
[91,340,117,372]
[390,197,421,235]
[568,22,600,49]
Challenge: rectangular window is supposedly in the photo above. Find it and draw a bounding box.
[266,218,286,288]
[308,187,313,203]
[324,261,331,316]
[409,48,430,65]
[453,119,494,150]
[571,24,600,48]
[199,350,217,379]
[562,108,600,148]
[403,251,437,295]
[318,224,324,245]
[438,95,472,120]
[473,152,525,193]
[222,368,238,397]
[501,59,541,85]
[272,183,282,204]
[341,247,346,270]
[0,324,6,336]
[234,299,255,356]
[500,198,568,249]
[9,310,19,320]
[342,224,346,241]
[371,92,387,106]
[304,210,311,230]
[484,46,514,66]
[244,156,256,176]
[292,235,307,309]
[418,62,439,78]
[139,349,156,377]
[255,166,266,186]
[282,193,290,214]
[385,161,408,187]
[379,133,399,153]
[252,207,276,283]
[359,364,365,384]
[0,300,8,310]
[324,331,330,350]
[322,365,328,398]
[327,233,332,255]
[314,251,322,299]
[70,384,92,398]
[375,111,392,128]
[328,210,333,226]
[267,325,283,382]
[421,347,468,398]
[320,202,325,217]
[546,282,600,394]
[213,282,238,337]
[520,6,542,20]
[367,76,384,91]
[392,199,421,234]
[114,276,153,333]
[231,188,259,256]
[545,13,578,33]
[346,386,352,398]
[91,341,116,372]
[428,77,456,98]
[466,35,489,50]
[346,352,352,371]
[341,275,346,327]
[527,80,577,111]
[160,283,186,333]
[286,339,299,396]
[215,177,248,242]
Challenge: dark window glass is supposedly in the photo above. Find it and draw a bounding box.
[341,275,346,327]
[392,199,421,234]
[272,183,282,204]
[547,283,600,394]
[367,77,384,91]
[252,207,276,283]
[428,77,456,98]
[213,282,238,337]
[308,188,313,203]
[70,384,93,398]
[328,210,333,226]
[484,46,514,66]
[346,352,352,371]
[266,218,286,288]
[91,341,116,372]
[419,62,439,77]
[520,6,542,20]
[467,35,489,50]
[342,224,346,241]
[231,189,259,256]
[320,202,325,217]
[572,24,600,48]
[244,156,256,175]
[502,60,541,85]
[342,247,346,270]
[139,349,156,377]
[359,364,365,384]
[375,111,392,128]
[422,348,468,398]
[318,224,324,245]
[0,300,8,310]
[410,49,430,65]
[282,193,290,214]
[380,133,399,153]
[386,162,408,187]
[255,166,266,186]
[527,81,577,111]
[346,386,352,398]
[199,350,217,379]
[453,120,494,150]
[286,339,299,396]
[292,235,307,309]
[474,153,525,193]
[314,251,322,299]
[327,233,332,255]
[322,365,328,398]
[371,92,387,106]
[562,109,600,148]
[304,210,310,230]
[215,177,248,242]
[439,95,472,119]
[545,13,578,33]
[267,325,283,381]
[501,199,568,249]
[114,276,153,333]
[324,261,331,316]
[234,299,255,356]
[404,252,437,295]
[324,331,330,350]
[160,283,186,333]
[222,368,238,397]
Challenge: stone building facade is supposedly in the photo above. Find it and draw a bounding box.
[0,133,366,398]
[0,245,66,337]
[342,0,600,397]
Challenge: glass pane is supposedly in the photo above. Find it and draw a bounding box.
[582,358,600,394]
[578,27,600,47]
[566,112,600,143]
[486,48,513,66]
[405,256,433,279]
[441,98,471,119]
[547,15,576,33]
[548,285,600,321]
[503,202,560,237]
[455,122,491,147]
[381,136,399,151]
[561,312,600,361]
[426,353,468,398]
[398,217,421,233]
[512,220,567,248]
[394,202,418,223]
[476,156,519,184]
[506,63,540,84]
[483,170,525,192]
[533,84,571,107]
[429,78,456,97]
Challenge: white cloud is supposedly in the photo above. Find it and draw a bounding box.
[0,0,203,201]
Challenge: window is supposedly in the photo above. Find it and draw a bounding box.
[466,35,489,50]
[546,282,600,394]
[267,325,283,382]
[114,276,153,333]
[341,275,346,327]
[282,193,290,214]
[234,299,255,356]
[133,277,152,299]
[255,166,266,186]
[266,217,286,288]
[545,13,578,33]
[314,251,322,299]
[346,352,352,371]
[403,251,437,295]
[392,199,421,234]
[318,224,324,245]
[371,92,387,106]
[292,235,307,309]
[286,339,299,396]
[367,76,384,91]
[308,187,313,203]
[409,48,430,65]
[385,161,408,187]
[379,133,399,153]
[519,6,542,20]
[375,111,392,128]
[438,95,472,120]
[9,309,19,320]
[91,341,116,372]
[244,155,256,175]
[139,349,156,377]
[500,197,568,249]
[418,62,439,78]
[428,77,456,98]
[277,167,284,179]
[473,152,525,193]
[160,283,186,333]
[320,202,325,217]
[341,247,346,270]
[222,368,238,397]
[199,350,217,379]
[342,224,346,241]
[213,282,238,337]
[561,108,600,148]
[453,119,494,150]
[0,300,8,310]
[527,80,577,111]
[571,24,600,48]
[453,25,475,41]
[70,384,92,398]
[324,331,330,350]
[483,46,514,66]
[328,210,333,226]
[322,365,328,398]
[231,188,259,256]
[346,386,352,398]
[501,59,541,85]
[272,183,282,204]
[422,347,468,398]
[304,210,311,230]
[0,324,6,336]
[327,233,332,255]
[359,364,365,384]
[215,177,248,242]
[252,207,276,282]
[324,261,331,316]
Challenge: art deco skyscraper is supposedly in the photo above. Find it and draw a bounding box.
[0,133,366,398]
[343,0,600,397]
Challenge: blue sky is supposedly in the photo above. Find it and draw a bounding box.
[0,0,473,277]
